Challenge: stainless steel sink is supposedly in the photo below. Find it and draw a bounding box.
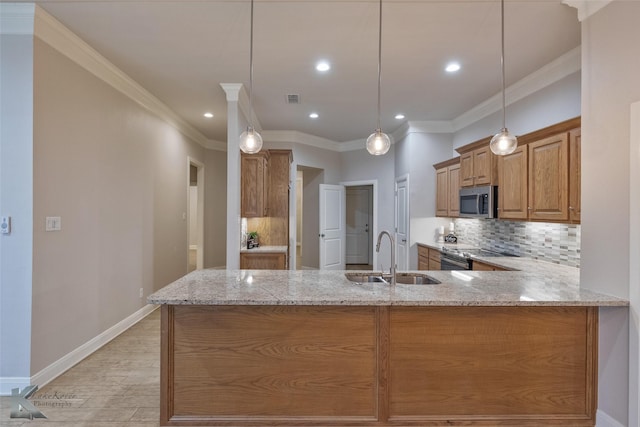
[345,272,440,285]
[395,272,441,285]
[344,273,392,284]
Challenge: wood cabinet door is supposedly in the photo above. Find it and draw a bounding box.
[417,245,429,270]
[472,260,495,271]
[498,145,529,220]
[447,164,460,217]
[472,146,493,186]
[459,152,474,187]
[435,168,449,217]
[241,155,267,218]
[528,133,569,222]
[240,252,286,270]
[569,128,581,223]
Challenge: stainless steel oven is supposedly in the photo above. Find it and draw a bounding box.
[440,252,471,270]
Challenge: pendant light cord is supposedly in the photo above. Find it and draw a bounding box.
[376,0,382,131]
[249,0,255,129]
[500,0,506,130]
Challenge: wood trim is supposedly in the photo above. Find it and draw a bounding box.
[160,305,174,425]
[455,136,492,155]
[432,156,460,170]
[585,307,599,421]
[516,116,581,147]
[455,117,581,155]
[377,306,390,423]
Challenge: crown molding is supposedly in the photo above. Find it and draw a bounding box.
[0,3,35,35]
[452,46,581,132]
[203,139,227,152]
[562,0,613,21]
[263,130,340,151]
[32,5,211,149]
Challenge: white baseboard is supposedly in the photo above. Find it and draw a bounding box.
[597,409,626,427]
[0,377,31,396]
[27,304,158,392]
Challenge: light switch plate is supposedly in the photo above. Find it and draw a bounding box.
[46,216,61,232]
[0,216,10,234]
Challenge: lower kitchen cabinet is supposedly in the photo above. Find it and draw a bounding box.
[418,245,440,270]
[240,252,286,270]
[472,260,508,271]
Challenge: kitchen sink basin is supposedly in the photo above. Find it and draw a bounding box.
[344,272,440,285]
[344,273,392,284]
[395,272,441,285]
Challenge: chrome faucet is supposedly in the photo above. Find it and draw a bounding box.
[376,230,396,285]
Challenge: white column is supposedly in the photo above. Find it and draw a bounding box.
[221,84,243,269]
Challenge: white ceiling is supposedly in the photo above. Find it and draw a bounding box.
[17,0,581,144]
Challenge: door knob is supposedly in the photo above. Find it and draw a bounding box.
[319,233,325,238]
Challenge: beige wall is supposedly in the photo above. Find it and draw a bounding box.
[581,2,640,424]
[30,38,225,373]
[204,148,227,268]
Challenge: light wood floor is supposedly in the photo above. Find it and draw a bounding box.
[0,309,161,427]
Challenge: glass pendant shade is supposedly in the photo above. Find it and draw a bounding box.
[239,126,263,154]
[366,129,391,156]
[490,128,517,156]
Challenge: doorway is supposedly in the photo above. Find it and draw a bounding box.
[296,166,324,269]
[346,185,373,270]
[187,158,204,272]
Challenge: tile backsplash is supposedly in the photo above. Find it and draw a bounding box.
[453,219,581,268]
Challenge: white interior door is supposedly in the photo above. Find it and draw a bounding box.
[395,176,409,271]
[346,187,371,265]
[319,184,346,270]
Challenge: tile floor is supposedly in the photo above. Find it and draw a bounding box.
[0,309,161,427]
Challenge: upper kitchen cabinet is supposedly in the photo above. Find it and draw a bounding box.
[434,157,460,218]
[241,151,270,217]
[457,140,497,187]
[528,133,569,222]
[497,145,528,220]
[569,128,581,223]
[497,117,580,223]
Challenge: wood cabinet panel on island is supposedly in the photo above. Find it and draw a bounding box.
[161,303,598,426]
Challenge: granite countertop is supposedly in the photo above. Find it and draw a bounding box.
[148,268,628,307]
[240,245,288,253]
[418,241,571,273]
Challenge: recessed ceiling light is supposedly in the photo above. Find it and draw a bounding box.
[395,114,405,120]
[315,61,331,72]
[203,112,214,118]
[309,113,319,119]
[445,62,461,73]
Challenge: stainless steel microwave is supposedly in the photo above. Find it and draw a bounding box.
[459,185,497,218]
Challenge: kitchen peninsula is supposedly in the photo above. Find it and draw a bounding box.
[148,267,627,427]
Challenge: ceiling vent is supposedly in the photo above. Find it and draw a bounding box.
[285,94,300,104]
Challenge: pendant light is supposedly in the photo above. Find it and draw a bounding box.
[366,0,391,156]
[489,0,518,156]
[239,0,263,154]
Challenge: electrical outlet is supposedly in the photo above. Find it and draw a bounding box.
[1,216,10,234]
[139,288,144,298]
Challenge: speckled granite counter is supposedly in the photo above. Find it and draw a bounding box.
[418,241,580,274]
[240,245,287,253]
[147,268,628,307]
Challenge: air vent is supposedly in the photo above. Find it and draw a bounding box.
[285,94,300,104]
